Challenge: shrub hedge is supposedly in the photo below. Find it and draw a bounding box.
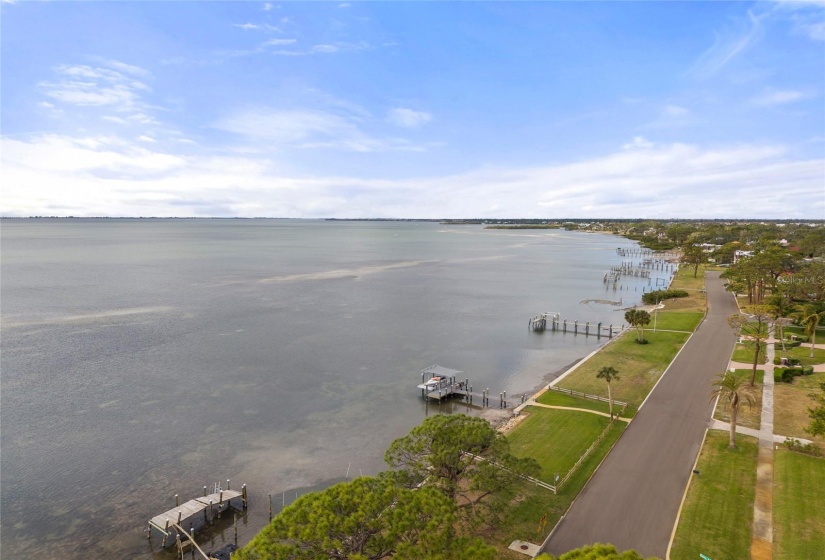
[642,289,689,305]
[774,366,814,383]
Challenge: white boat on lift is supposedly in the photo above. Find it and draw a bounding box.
[417,364,464,397]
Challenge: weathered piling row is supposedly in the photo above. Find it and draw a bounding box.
[532,315,623,339]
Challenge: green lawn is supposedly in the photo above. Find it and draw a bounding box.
[773,371,825,450]
[507,407,613,480]
[732,341,766,364]
[658,266,707,312]
[713,369,763,430]
[492,421,625,558]
[651,311,704,332]
[536,390,615,415]
[556,330,691,408]
[783,325,825,337]
[669,431,759,560]
[774,449,825,560]
[774,344,825,366]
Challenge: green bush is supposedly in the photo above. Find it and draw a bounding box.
[788,335,809,343]
[641,289,689,305]
[775,367,812,382]
[774,357,781,365]
[782,437,823,457]
[783,340,802,348]
[775,367,796,383]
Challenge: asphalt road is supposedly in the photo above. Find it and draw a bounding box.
[543,272,739,558]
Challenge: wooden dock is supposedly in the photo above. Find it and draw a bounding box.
[148,482,247,550]
[529,314,623,338]
[418,365,527,408]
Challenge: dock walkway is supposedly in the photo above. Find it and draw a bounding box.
[149,490,242,535]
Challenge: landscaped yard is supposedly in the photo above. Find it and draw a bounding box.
[774,343,825,367]
[507,407,614,480]
[492,412,625,558]
[669,431,759,560]
[713,369,763,430]
[774,449,825,559]
[773,370,825,450]
[556,329,691,408]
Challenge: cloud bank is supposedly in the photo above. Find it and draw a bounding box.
[2,133,821,219]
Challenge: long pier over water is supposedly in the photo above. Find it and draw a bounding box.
[528,313,624,337]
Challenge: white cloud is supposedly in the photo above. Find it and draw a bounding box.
[644,104,696,130]
[751,89,809,106]
[664,105,689,116]
[214,109,355,144]
[262,38,297,46]
[312,44,340,53]
[137,135,156,143]
[688,10,765,79]
[39,62,156,125]
[270,41,371,56]
[213,107,426,153]
[103,59,151,78]
[387,108,433,128]
[233,22,280,32]
[263,3,273,11]
[622,136,654,150]
[2,134,820,219]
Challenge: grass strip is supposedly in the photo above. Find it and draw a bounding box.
[669,431,759,560]
[713,369,763,430]
[651,311,704,332]
[774,449,825,560]
[535,390,615,415]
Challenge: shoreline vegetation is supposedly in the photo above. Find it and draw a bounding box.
[235,219,825,559]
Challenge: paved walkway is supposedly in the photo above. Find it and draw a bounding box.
[526,401,631,422]
[542,272,739,558]
[708,419,813,445]
[751,333,775,560]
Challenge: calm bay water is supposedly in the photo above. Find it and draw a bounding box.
[1,219,664,559]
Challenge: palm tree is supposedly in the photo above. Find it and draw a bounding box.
[596,366,620,420]
[624,309,651,343]
[793,305,823,358]
[709,371,755,448]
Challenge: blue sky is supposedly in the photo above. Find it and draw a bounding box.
[2,1,823,218]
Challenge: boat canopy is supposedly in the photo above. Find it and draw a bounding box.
[421,365,464,378]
